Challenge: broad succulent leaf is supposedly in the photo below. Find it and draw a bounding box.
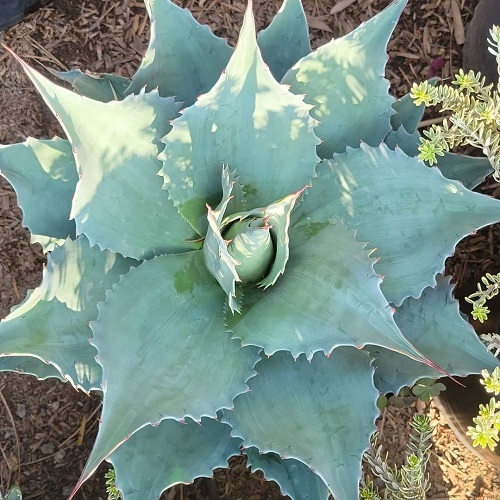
[0,236,135,391]
[1,486,22,500]
[390,91,425,134]
[282,0,406,157]
[435,152,493,189]
[76,251,260,488]
[224,349,378,500]
[0,355,65,382]
[125,0,233,107]
[257,0,311,81]
[246,447,329,500]
[0,137,77,252]
[371,275,500,394]
[11,51,196,259]
[384,125,420,157]
[159,3,319,235]
[109,417,242,500]
[49,68,129,102]
[292,143,500,305]
[228,219,431,363]
[203,168,241,312]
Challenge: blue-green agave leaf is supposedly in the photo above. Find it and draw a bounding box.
[125,0,232,107]
[282,0,406,157]
[0,355,65,382]
[371,275,500,394]
[75,251,260,491]
[257,0,311,82]
[2,486,22,500]
[0,137,77,252]
[390,92,425,134]
[227,219,431,364]
[257,187,304,288]
[159,2,319,235]
[292,143,500,305]
[389,78,439,134]
[49,68,129,102]
[0,236,135,392]
[223,349,378,500]
[109,417,242,500]
[435,152,493,189]
[203,168,241,312]
[10,50,196,259]
[384,125,420,157]
[246,447,329,500]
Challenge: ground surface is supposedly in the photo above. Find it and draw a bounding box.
[0,0,500,498]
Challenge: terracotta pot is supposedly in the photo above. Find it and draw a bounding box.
[0,0,50,31]
[463,0,500,84]
[435,281,500,467]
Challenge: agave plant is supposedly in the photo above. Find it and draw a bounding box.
[1,0,499,498]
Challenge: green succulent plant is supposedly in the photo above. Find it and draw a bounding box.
[1,0,500,499]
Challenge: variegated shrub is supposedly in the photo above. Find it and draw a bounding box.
[0,0,499,499]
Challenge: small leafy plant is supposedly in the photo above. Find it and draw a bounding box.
[363,414,434,500]
[1,0,500,499]
[411,26,500,180]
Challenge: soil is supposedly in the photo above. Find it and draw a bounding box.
[0,0,500,498]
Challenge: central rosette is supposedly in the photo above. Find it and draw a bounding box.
[203,167,305,313]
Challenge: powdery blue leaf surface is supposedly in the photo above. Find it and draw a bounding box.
[370,275,500,394]
[0,355,65,382]
[390,91,425,133]
[160,3,319,235]
[109,417,241,500]
[435,152,493,190]
[246,447,329,500]
[292,143,500,305]
[227,219,431,363]
[0,236,135,391]
[203,168,241,312]
[0,137,77,252]
[224,349,378,500]
[11,50,196,259]
[257,0,311,81]
[384,125,420,157]
[282,0,407,157]
[74,251,260,493]
[126,0,232,107]
[50,69,129,102]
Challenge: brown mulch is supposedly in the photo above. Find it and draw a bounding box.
[0,0,500,498]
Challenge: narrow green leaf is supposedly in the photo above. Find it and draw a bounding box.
[370,275,500,394]
[49,69,129,102]
[10,50,196,258]
[224,349,379,500]
[0,355,65,382]
[126,0,232,107]
[246,447,329,500]
[257,0,311,81]
[0,137,77,252]
[159,2,319,235]
[282,0,407,157]
[109,417,242,500]
[292,143,500,305]
[75,251,260,491]
[227,219,428,363]
[0,236,135,391]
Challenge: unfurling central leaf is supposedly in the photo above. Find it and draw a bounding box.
[203,167,304,313]
[225,217,274,283]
